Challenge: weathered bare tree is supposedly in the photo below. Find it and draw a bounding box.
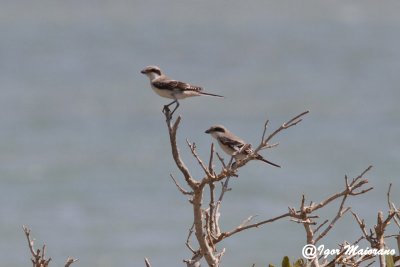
[159,108,310,266]
[143,107,399,267]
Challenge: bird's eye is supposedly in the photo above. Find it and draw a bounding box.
[214,127,225,133]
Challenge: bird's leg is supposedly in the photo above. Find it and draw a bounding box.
[162,105,171,119]
[163,99,177,111]
[169,100,180,118]
[162,100,178,120]
[231,161,238,169]
[228,155,236,169]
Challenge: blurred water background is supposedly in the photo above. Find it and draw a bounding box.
[1,1,400,266]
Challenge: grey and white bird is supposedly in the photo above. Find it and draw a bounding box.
[141,65,223,116]
[205,125,281,168]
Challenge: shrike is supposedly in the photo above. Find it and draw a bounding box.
[141,66,223,116]
[205,125,280,168]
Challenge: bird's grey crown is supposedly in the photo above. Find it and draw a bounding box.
[141,65,162,76]
[206,125,226,133]
[212,126,226,133]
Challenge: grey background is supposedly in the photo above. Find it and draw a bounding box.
[1,1,400,266]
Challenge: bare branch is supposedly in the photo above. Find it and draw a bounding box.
[23,226,36,258]
[260,110,310,149]
[23,226,53,267]
[238,215,258,228]
[65,257,78,267]
[354,165,373,182]
[300,194,306,212]
[263,143,279,149]
[217,178,231,203]
[351,212,371,242]
[211,176,232,238]
[208,143,215,174]
[352,207,397,267]
[215,152,227,169]
[215,248,226,263]
[185,223,197,254]
[23,226,76,267]
[314,219,329,234]
[315,207,351,243]
[387,183,400,228]
[187,139,214,179]
[165,115,198,189]
[208,182,216,236]
[314,189,351,243]
[144,257,152,267]
[290,218,317,225]
[192,185,218,266]
[309,166,373,213]
[170,174,194,196]
[215,212,290,243]
[260,119,269,144]
[325,236,365,266]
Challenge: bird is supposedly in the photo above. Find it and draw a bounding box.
[141,65,223,116]
[205,125,281,168]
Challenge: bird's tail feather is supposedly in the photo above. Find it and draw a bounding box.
[200,92,224,98]
[256,155,281,168]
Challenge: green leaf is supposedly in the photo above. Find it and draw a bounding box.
[282,256,292,267]
[386,255,395,267]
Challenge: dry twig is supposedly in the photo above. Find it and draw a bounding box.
[285,167,374,267]
[144,257,152,267]
[23,226,77,267]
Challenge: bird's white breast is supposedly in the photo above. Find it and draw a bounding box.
[151,84,175,99]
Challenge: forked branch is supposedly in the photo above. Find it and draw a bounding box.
[23,226,77,267]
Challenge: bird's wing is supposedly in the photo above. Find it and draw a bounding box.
[153,79,203,92]
[218,136,246,152]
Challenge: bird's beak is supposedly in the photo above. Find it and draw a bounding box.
[205,129,211,134]
[140,69,146,74]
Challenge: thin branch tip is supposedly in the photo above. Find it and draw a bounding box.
[144,257,152,267]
